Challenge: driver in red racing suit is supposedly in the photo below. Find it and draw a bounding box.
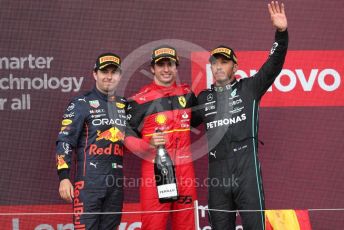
[126,45,201,230]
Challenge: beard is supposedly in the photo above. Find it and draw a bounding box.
[214,73,233,86]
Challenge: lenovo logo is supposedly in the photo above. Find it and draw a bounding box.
[192,50,344,107]
[234,68,340,92]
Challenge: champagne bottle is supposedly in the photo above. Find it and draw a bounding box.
[154,131,179,203]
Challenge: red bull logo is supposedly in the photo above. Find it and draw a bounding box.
[56,155,68,170]
[89,143,124,156]
[74,181,85,229]
[96,127,125,143]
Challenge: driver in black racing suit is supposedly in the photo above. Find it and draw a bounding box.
[196,2,288,229]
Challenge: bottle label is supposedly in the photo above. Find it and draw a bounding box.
[157,183,178,198]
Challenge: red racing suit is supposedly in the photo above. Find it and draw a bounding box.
[126,82,199,230]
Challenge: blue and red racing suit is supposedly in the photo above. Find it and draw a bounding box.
[56,87,126,229]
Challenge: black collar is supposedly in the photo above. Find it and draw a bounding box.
[211,80,237,92]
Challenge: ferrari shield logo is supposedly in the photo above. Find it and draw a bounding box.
[178,96,186,108]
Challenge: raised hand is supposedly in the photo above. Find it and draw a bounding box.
[268,1,288,32]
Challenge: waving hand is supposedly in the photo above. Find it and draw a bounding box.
[268,1,288,32]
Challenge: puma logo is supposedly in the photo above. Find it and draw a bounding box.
[210,151,216,158]
[90,162,98,168]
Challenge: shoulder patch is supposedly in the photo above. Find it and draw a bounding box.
[180,83,191,93]
[198,88,212,96]
[129,86,151,102]
[71,91,91,104]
